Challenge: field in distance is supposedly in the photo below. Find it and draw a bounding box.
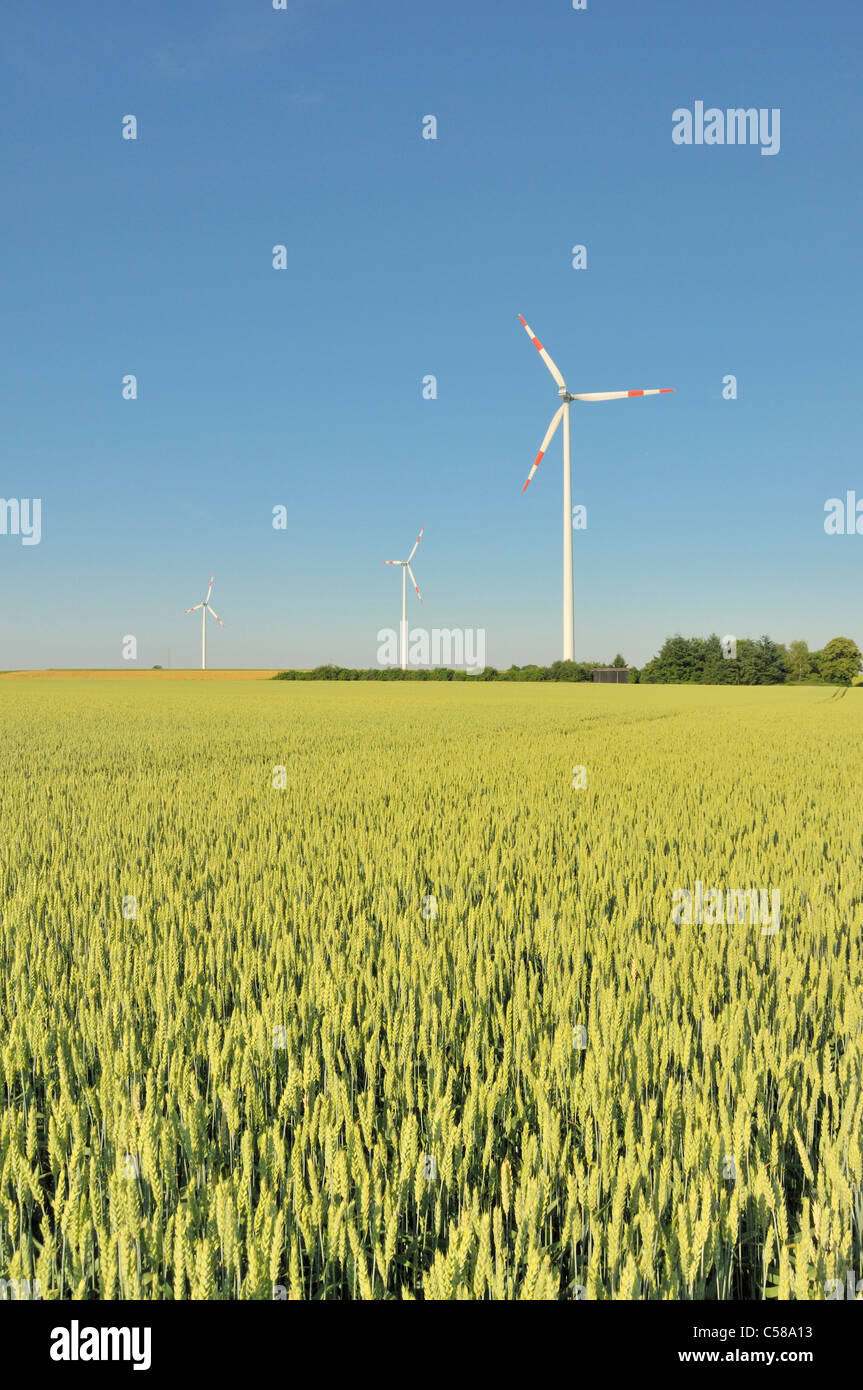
[0,669,281,681]
[0,681,860,1300]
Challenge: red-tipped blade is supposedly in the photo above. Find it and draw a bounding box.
[407,526,425,563]
[522,403,565,492]
[518,314,566,391]
[572,388,675,401]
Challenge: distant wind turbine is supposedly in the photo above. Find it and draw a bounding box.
[383,527,424,671]
[518,315,674,661]
[184,574,224,671]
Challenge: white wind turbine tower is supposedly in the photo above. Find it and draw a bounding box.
[383,526,424,670]
[184,574,224,671]
[518,315,673,661]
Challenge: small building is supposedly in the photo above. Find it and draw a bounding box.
[592,667,629,684]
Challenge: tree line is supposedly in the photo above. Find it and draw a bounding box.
[635,634,862,685]
[274,637,863,684]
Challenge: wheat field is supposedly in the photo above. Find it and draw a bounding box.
[0,680,860,1299]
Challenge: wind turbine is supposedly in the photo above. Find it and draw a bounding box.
[383,527,424,670]
[184,574,224,671]
[518,315,673,661]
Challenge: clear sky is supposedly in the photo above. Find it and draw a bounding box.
[1,0,861,669]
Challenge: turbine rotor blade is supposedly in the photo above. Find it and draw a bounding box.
[383,560,405,566]
[572,388,675,401]
[206,575,214,603]
[522,403,565,493]
[406,564,422,604]
[207,605,224,626]
[185,604,203,613]
[407,526,425,562]
[518,314,566,391]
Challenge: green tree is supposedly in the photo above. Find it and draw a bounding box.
[819,637,862,684]
[640,635,705,683]
[700,634,738,685]
[612,653,626,668]
[548,660,591,683]
[788,640,812,681]
[737,635,789,685]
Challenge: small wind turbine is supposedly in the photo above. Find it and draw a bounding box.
[184,574,224,671]
[383,527,424,670]
[518,315,673,661]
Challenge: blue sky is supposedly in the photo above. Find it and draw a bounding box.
[1,0,861,669]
